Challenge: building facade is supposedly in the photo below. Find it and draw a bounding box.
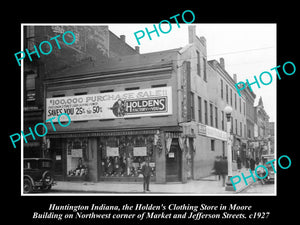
[253,96,271,157]
[176,26,247,179]
[45,49,180,183]
[255,97,270,138]
[23,25,139,158]
[24,25,251,184]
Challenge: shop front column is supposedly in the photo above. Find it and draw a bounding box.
[181,147,187,183]
[88,138,98,182]
[155,131,166,183]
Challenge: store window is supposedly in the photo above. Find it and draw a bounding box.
[25,74,37,107]
[99,135,156,178]
[211,139,215,151]
[66,138,89,177]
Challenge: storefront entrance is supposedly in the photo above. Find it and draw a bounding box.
[49,138,64,181]
[166,138,182,182]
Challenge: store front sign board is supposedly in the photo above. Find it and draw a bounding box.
[46,87,173,122]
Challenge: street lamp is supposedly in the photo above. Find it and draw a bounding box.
[224,105,234,191]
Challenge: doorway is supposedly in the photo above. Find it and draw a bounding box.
[49,138,64,181]
[166,138,182,182]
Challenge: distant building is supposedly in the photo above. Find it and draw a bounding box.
[253,96,271,156]
[254,96,270,138]
[267,121,275,136]
[241,85,256,140]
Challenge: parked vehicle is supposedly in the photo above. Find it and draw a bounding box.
[23,158,56,193]
[261,154,275,184]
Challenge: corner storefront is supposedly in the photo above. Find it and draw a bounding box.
[47,128,184,183]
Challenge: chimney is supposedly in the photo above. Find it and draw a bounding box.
[212,60,218,69]
[188,25,196,44]
[219,57,225,69]
[135,46,140,53]
[120,35,126,42]
[233,74,237,83]
[200,36,206,47]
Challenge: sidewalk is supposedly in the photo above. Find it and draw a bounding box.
[52,168,255,194]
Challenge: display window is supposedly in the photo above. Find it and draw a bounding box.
[66,138,89,177]
[99,135,156,178]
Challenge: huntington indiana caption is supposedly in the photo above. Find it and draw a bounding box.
[33,203,253,220]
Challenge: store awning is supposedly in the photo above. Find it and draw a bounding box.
[47,126,181,138]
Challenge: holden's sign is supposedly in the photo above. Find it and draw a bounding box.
[46,87,172,122]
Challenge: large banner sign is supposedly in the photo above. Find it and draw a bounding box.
[46,87,172,122]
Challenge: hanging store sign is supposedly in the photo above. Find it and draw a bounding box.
[46,87,172,122]
[106,147,119,157]
[198,123,206,135]
[71,149,82,157]
[206,125,227,141]
[133,147,147,156]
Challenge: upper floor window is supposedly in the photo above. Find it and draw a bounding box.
[203,58,207,82]
[215,107,218,129]
[230,89,233,106]
[151,84,167,88]
[204,100,208,125]
[100,89,114,93]
[210,103,213,127]
[198,96,202,123]
[226,84,229,103]
[125,87,140,91]
[220,79,223,99]
[191,92,195,121]
[196,50,200,76]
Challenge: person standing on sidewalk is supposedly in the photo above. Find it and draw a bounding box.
[237,156,242,172]
[141,158,151,192]
[212,156,221,180]
[250,157,256,171]
[219,157,228,187]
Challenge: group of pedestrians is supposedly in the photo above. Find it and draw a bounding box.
[236,156,256,171]
[213,155,264,187]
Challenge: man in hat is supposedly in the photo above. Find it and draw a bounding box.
[141,157,152,192]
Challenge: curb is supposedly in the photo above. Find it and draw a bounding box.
[236,180,256,193]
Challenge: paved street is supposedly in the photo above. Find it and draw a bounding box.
[26,168,267,195]
[239,181,275,194]
[49,179,233,194]
[43,171,253,195]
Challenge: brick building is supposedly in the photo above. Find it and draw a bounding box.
[23,25,139,158]
[41,25,247,183]
[254,96,271,156]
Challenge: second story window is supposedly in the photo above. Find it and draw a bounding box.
[215,107,218,129]
[210,103,213,127]
[204,100,208,125]
[191,92,195,121]
[125,87,140,91]
[100,89,114,93]
[198,96,202,123]
[221,111,224,131]
[151,84,167,88]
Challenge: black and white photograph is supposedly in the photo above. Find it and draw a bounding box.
[20,23,276,196]
[5,5,298,225]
